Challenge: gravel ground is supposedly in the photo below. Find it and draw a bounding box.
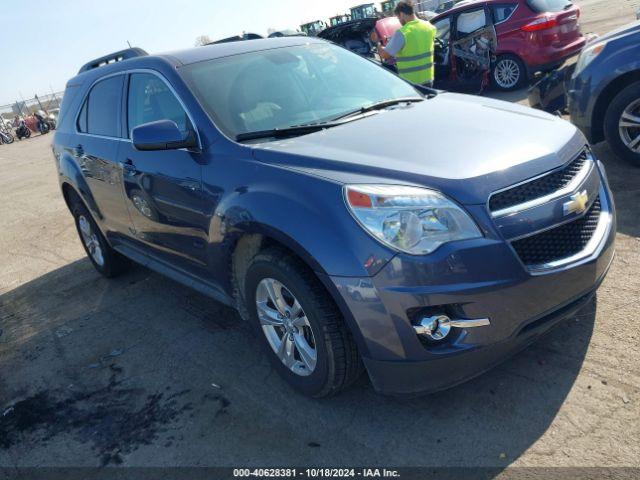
[0,0,639,471]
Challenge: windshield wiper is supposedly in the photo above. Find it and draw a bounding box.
[235,97,425,142]
[235,111,380,142]
[330,97,424,121]
[236,122,342,142]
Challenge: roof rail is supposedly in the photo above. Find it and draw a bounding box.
[78,48,148,74]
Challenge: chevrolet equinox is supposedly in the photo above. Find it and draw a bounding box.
[53,39,615,396]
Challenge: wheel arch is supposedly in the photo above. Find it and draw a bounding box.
[58,152,103,222]
[229,230,370,357]
[591,70,640,144]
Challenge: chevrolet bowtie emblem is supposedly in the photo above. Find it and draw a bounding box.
[563,190,589,216]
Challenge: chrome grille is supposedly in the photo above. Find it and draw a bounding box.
[511,196,601,267]
[489,150,589,213]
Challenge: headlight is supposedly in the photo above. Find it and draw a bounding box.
[344,185,482,255]
[573,42,607,77]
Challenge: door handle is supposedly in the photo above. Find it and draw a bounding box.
[119,159,138,176]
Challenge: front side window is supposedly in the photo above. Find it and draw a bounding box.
[180,43,418,139]
[433,16,452,41]
[127,73,191,136]
[82,75,123,137]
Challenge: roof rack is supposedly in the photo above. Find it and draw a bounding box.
[78,48,148,74]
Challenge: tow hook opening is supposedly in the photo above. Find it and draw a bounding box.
[412,310,491,346]
[414,315,452,341]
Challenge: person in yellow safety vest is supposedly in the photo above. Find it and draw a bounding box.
[376,1,437,87]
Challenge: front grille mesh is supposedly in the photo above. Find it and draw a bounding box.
[511,196,601,267]
[489,150,589,212]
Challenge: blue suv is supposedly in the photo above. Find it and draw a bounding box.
[53,38,615,396]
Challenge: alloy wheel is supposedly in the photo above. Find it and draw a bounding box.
[78,215,105,267]
[494,59,521,89]
[255,278,317,376]
[618,98,640,153]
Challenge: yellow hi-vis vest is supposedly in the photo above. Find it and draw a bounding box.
[396,19,436,84]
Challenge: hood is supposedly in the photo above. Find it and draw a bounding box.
[251,93,585,204]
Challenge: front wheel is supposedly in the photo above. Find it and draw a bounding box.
[492,55,526,91]
[245,248,363,397]
[604,81,640,166]
[3,133,14,144]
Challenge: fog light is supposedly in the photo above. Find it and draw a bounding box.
[414,315,452,341]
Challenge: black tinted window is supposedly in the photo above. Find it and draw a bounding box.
[77,98,88,133]
[493,4,517,22]
[83,76,123,137]
[526,0,572,13]
[127,73,190,136]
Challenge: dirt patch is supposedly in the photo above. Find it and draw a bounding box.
[0,369,194,466]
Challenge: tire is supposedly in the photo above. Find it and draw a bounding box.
[492,54,526,91]
[71,198,130,278]
[604,81,640,166]
[4,133,14,144]
[244,248,363,397]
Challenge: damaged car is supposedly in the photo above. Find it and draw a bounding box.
[318,15,402,70]
[54,39,615,397]
[431,0,586,91]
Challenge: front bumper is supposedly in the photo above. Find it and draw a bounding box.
[328,163,616,395]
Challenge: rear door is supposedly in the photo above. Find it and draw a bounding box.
[75,74,132,239]
[117,71,208,275]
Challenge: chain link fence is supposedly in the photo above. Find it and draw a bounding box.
[0,91,65,130]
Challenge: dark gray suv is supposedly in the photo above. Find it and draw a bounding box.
[567,21,640,165]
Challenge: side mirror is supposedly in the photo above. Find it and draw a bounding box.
[132,120,198,151]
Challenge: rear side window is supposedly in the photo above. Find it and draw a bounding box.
[127,73,191,137]
[526,0,572,13]
[77,99,88,133]
[493,4,518,22]
[78,75,123,137]
[456,8,488,35]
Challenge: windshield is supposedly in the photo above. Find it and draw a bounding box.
[181,43,418,140]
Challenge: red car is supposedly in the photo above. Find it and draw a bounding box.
[431,0,585,90]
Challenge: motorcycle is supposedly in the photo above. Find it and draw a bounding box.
[0,129,15,145]
[34,111,50,135]
[15,120,31,140]
[46,113,57,130]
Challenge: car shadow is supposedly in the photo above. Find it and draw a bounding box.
[0,254,596,470]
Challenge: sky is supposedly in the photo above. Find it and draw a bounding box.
[0,0,363,106]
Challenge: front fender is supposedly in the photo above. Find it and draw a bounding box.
[204,157,396,278]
